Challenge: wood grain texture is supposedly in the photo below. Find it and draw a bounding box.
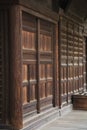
[9,5,23,129]
[52,24,59,107]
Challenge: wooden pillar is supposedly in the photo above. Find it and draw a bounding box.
[37,19,40,113]
[53,24,59,107]
[58,16,62,108]
[56,24,59,106]
[66,21,69,104]
[9,5,23,129]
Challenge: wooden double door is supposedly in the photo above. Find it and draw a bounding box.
[22,12,56,115]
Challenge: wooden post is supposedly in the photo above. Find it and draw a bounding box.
[66,21,69,104]
[53,24,59,107]
[37,19,40,113]
[9,5,23,129]
[72,23,74,93]
[58,16,62,108]
[56,24,59,107]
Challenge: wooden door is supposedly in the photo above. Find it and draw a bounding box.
[22,12,55,115]
[39,20,53,110]
[22,12,37,115]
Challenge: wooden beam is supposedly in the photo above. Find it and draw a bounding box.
[21,6,58,24]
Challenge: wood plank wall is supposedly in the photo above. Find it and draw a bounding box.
[59,15,85,107]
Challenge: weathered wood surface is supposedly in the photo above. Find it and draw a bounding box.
[59,14,85,107]
[0,0,58,23]
[9,5,23,129]
[73,94,87,110]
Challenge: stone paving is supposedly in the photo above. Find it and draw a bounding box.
[38,110,87,130]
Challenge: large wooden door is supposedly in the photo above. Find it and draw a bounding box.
[22,12,55,115]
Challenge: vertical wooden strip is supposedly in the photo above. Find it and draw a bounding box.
[0,10,5,124]
[82,38,84,90]
[66,21,69,104]
[53,24,58,106]
[36,19,40,113]
[85,38,87,90]
[72,23,74,93]
[82,27,84,91]
[73,24,75,92]
[83,37,87,91]
[56,23,59,106]
[78,26,80,91]
[3,9,9,124]
[77,24,79,92]
[45,64,47,97]
[27,65,30,102]
[9,5,23,129]
[58,17,62,108]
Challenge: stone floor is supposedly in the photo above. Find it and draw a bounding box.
[38,110,87,130]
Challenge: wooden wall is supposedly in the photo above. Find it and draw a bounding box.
[59,14,85,107]
[0,1,87,130]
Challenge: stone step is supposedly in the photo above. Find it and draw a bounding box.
[39,110,87,130]
[22,107,59,130]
